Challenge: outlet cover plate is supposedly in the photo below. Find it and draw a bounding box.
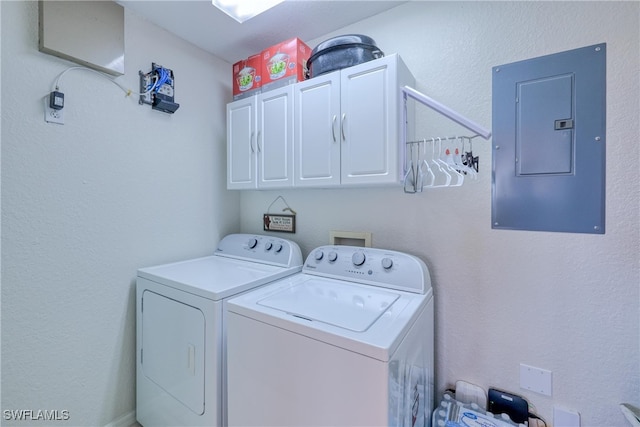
[44,97,64,124]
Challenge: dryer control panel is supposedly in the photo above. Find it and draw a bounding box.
[214,234,303,268]
[303,245,431,294]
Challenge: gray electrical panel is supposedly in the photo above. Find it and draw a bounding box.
[492,44,606,234]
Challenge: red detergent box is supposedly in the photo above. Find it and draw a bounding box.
[261,37,311,89]
[232,53,262,99]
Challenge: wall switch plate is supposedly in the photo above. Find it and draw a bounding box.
[520,363,552,396]
[44,96,64,124]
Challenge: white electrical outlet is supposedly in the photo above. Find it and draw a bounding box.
[44,96,64,124]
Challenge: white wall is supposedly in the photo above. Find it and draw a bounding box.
[239,2,640,426]
[1,2,238,425]
[2,2,638,426]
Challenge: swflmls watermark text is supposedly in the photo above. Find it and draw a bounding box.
[3,409,70,421]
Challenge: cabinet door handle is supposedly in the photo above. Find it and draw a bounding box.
[250,132,255,153]
[341,113,346,141]
[331,115,337,142]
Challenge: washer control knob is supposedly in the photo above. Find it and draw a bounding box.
[265,242,273,251]
[274,243,283,253]
[352,251,366,266]
[314,250,324,261]
[328,251,338,262]
[381,258,394,269]
[248,238,258,249]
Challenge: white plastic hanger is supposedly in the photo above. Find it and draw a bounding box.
[437,137,464,187]
[419,139,435,189]
[428,138,451,188]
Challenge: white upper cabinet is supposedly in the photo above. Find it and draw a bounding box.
[340,54,412,186]
[227,96,256,190]
[294,71,341,187]
[227,85,294,189]
[227,54,415,190]
[257,86,294,188]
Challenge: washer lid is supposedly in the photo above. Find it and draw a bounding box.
[258,278,399,332]
[227,274,431,361]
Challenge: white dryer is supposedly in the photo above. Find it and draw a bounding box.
[226,245,434,427]
[136,234,302,427]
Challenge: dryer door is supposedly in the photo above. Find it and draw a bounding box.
[141,290,205,415]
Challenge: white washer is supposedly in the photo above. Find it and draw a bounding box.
[136,234,302,427]
[227,245,434,427]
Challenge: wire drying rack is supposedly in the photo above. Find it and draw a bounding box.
[401,86,492,193]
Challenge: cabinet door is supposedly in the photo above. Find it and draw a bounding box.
[258,86,294,188]
[227,96,257,189]
[340,55,398,186]
[294,71,341,187]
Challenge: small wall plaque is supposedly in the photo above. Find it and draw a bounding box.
[263,214,295,233]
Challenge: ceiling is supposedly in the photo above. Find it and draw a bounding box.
[117,1,407,64]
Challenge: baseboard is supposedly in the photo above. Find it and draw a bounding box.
[104,410,136,427]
